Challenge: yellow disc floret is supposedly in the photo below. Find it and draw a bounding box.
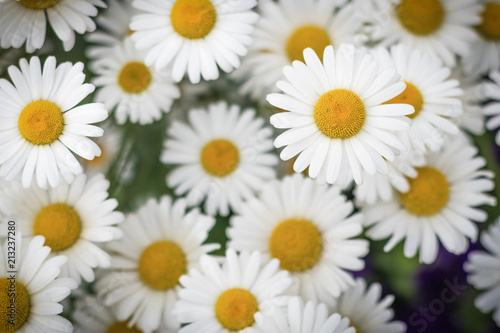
[106,321,142,333]
[19,0,58,9]
[118,62,152,94]
[18,100,64,145]
[398,167,449,216]
[286,25,332,63]
[34,203,81,251]
[215,288,258,331]
[314,89,366,139]
[200,139,239,177]
[384,82,423,119]
[269,218,322,272]
[0,279,30,333]
[477,3,500,40]
[138,241,186,290]
[397,0,445,35]
[170,0,216,39]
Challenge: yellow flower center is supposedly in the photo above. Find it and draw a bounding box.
[138,241,186,290]
[269,218,322,272]
[106,321,142,333]
[170,0,217,39]
[18,100,64,145]
[314,89,366,139]
[398,167,449,216]
[19,0,58,9]
[215,288,258,331]
[200,139,239,177]
[286,25,332,63]
[397,0,444,35]
[384,81,423,119]
[118,62,152,94]
[0,279,30,333]
[33,203,82,252]
[477,3,500,40]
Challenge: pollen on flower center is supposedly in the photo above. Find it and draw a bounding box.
[0,279,30,333]
[34,203,82,251]
[314,89,366,139]
[106,321,142,333]
[477,3,500,40]
[200,139,239,177]
[269,218,322,272]
[18,100,64,145]
[384,81,423,119]
[170,0,217,39]
[138,241,186,290]
[215,288,258,331]
[397,0,444,35]
[19,0,58,9]
[398,167,449,216]
[286,25,332,63]
[118,62,152,94]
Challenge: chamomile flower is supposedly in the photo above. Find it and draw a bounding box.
[368,0,481,67]
[254,296,354,333]
[0,0,105,52]
[0,235,77,332]
[372,44,463,157]
[464,217,500,327]
[161,101,278,216]
[334,278,406,333]
[362,133,496,264]
[0,56,108,189]
[267,44,412,186]
[73,295,148,333]
[91,38,180,125]
[174,249,292,333]
[86,0,137,64]
[463,0,500,78]
[482,71,500,146]
[130,0,259,83]
[354,153,419,205]
[0,173,124,284]
[227,174,369,306]
[232,0,365,101]
[96,196,219,333]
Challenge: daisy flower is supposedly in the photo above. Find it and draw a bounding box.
[0,0,105,52]
[227,174,369,306]
[130,0,259,83]
[86,0,137,64]
[160,101,278,216]
[0,234,77,332]
[232,0,365,101]
[464,217,500,327]
[371,44,463,157]
[354,153,420,205]
[368,0,481,67]
[333,278,406,333]
[174,249,292,333]
[482,71,500,146]
[449,67,485,136]
[96,196,219,333]
[91,38,180,125]
[73,295,152,333]
[462,0,500,78]
[254,296,355,333]
[0,173,124,284]
[362,133,497,264]
[0,56,108,189]
[267,44,412,186]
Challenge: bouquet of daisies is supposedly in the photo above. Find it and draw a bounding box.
[0,0,499,332]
